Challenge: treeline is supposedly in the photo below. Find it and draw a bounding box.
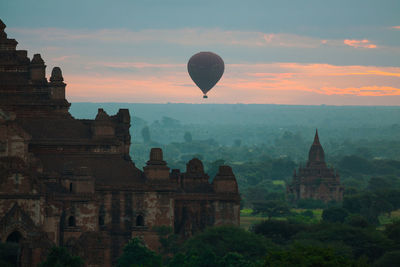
[31,220,400,266]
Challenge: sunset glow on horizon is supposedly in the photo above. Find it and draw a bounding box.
[2,0,400,105]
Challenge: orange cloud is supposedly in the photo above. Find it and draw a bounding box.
[321,86,400,96]
[63,62,400,105]
[344,39,377,49]
[392,26,400,29]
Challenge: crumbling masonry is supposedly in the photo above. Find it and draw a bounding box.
[0,20,240,266]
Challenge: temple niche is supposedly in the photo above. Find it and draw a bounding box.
[287,130,344,203]
[0,19,240,267]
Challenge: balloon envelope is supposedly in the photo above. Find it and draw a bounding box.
[187,52,224,98]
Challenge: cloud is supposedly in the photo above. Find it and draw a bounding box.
[9,27,331,49]
[7,26,399,104]
[321,86,400,96]
[51,55,78,62]
[87,62,184,69]
[62,62,400,104]
[391,26,400,30]
[343,39,377,49]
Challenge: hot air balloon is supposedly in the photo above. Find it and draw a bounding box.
[187,52,224,98]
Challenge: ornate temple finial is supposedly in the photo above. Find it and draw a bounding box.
[50,67,64,82]
[147,148,166,166]
[31,54,45,65]
[150,148,163,162]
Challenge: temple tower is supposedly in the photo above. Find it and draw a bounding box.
[287,130,344,202]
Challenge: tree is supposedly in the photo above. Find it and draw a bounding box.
[372,198,394,217]
[117,238,162,267]
[219,252,254,267]
[161,116,181,127]
[264,243,368,267]
[252,220,307,244]
[169,226,270,266]
[343,193,381,224]
[233,139,242,147]
[374,251,400,267]
[338,155,372,175]
[368,177,391,192]
[294,223,391,261]
[384,190,400,210]
[153,226,179,257]
[384,220,400,244]
[345,214,370,228]
[322,207,349,223]
[141,126,151,143]
[38,247,84,267]
[206,159,225,181]
[252,200,290,220]
[183,131,192,143]
[296,198,327,209]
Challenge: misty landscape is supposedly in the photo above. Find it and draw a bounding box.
[2,0,400,266]
[69,103,400,266]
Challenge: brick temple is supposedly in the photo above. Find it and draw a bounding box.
[0,19,240,266]
[287,130,344,203]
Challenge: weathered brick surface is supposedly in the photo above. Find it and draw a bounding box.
[0,20,240,267]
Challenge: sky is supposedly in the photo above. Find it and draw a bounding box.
[1,0,400,105]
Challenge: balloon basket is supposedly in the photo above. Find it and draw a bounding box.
[203,95,208,99]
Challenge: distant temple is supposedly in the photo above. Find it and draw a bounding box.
[287,130,344,203]
[0,19,240,266]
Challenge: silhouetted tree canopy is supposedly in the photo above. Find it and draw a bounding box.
[252,220,307,244]
[264,243,368,267]
[169,226,270,266]
[252,200,290,220]
[183,131,192,143]
[322,207,349,223]
[117,238,162,267]
[374,251,400,267]
[141,126,151,143]
[38,247,84,267]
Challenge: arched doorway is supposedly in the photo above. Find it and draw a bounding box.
[6,231,23,266]
[6,231,22,243]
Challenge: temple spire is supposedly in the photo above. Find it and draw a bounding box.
[313,129,320,145]
[308,128,325,163]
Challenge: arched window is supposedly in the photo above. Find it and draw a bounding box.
[6,231,22,243]
[136,215,144,226]
[69,183,73,192]
[68,216,76,227]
